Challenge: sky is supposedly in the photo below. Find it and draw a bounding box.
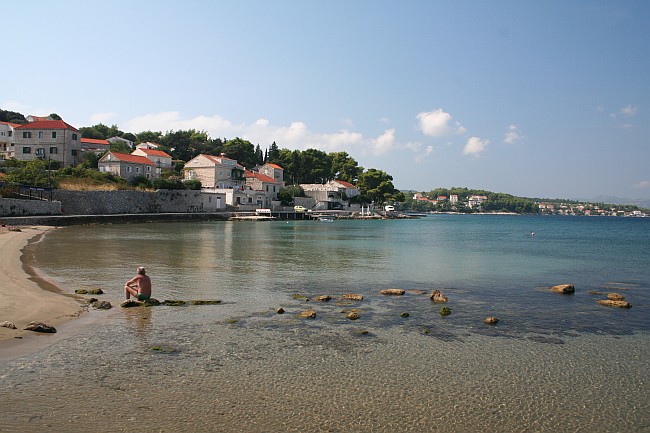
[3,0,649,201]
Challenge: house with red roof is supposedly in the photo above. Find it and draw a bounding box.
[131,148,173,170]
[330,179,360,198]
[98,151,159,181]
[183,154,246,190]
[245,170,281,208]
[0,120,21,159]
[13,120,82,165]
[80,138,110,155]
[258,163,285,187]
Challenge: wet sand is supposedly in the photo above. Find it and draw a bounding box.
[0,226,85,345]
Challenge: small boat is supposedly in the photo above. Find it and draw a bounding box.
[317,215,336,222]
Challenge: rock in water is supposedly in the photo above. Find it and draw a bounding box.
[607,293,625,301]
[24,321,56,333]
[92,301,112,310]
[120,300,142,308]
[484,316,499,325]
[313,295,332,302]
[551,284,575,294]
[430,290,448,303]
[143,298,162,306]
[297,309,317,319]
[346,311,360,320]
[162,300,186,306]
[597,300,632,308]
[342,294,364,301]
[380,288,405,296]
[1,321,17,329]
[276,307,285,314]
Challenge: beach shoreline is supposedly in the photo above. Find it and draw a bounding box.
[0,225,87,346]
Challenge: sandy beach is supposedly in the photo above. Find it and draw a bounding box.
[0,226,85,344]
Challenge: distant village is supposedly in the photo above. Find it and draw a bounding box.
[1,114,647,218]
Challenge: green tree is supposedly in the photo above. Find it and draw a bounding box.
[109,141,132,154]
[136,130,163,144]
[4,159,51,186]
[267,141,280,163]
[329,151,360,183]
[49,113,62,120]
[222,138,257,168]
[299,149,331,183]
[0,109,27,123]
[255,144,264,166]
[357,169,404,204]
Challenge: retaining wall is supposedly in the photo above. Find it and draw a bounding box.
[0,197,61,217]
[52,190,205,215]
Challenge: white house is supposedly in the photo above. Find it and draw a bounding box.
[107,136,134,149]
[131,148,173,171]
[13,120,82,166]
[0,120,19,159]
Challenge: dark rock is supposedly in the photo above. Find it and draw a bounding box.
[87,298,98,304]
[190,300,221,305]
[92,300,112,310]
[1,321,17,329]
[380,288,405,296]
[143,298,161,306]
[120,300,142,308]
[409,290,427,295]
[551,284,575,294]
[162,300,186,306]
[87,288,104,295]
[484,316,499,325]
[400,312,410,318]
[24,321,56,333]
[75,289,88,294]
[439,307,452,316]
[276,307,285,314]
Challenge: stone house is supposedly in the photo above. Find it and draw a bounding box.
[98,151,159,181]
[107,136,134,149]
[0,120,20,159]
[80,138,110,156]
[258,163,285,187]
[329,179,359,199]
[13,120,83,166]
[183,154,246,190]
[131,148,173,171]
[245,170,281,208]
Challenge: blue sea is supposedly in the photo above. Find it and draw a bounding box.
[1,215,649,432]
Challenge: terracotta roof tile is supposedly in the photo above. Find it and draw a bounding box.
[137,149,172,158]
[107,152,156,165]
[14,120,80,132]
[81,138,110,145]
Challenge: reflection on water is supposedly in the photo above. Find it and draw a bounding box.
[2,216,649,432]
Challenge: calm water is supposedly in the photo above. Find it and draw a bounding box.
[1,215,649,432]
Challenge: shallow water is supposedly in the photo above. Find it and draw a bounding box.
[1,215,649,432]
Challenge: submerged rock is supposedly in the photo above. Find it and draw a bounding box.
[92,300,112,310]
[24,321,56,333]
[484,316,499,325]
[341,294,363,301]
[313,295,332,302]
[297,309,317,319]
[75,289,88,294]
[551,284,575,294]
[1,321,17,329]
[87,288,104,295]
[189,300,222,305]
[162,300,186,306]
[439,307,452,316]
[400,312,410,318]
[143,298,161,306]
[380,288,405,296]
[430,290,448,303]
[291,294,309,302]
[607,293,626,301]
[597,299,632,308]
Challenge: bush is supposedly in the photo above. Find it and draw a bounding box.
[183,179,202,190]
[129,175,151,189]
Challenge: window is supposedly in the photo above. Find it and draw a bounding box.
[127,166,132,173]
[23,147,31,154]
[23,132,32,138]
[52,132,57,139]
[71,150,78,156]
[35,148,45,157]
[72,133,78,140]
[38,132,44,139]
[50,147,58,154]
[136,167,141,173]
[7,131,11,137]
[147,166,151,172]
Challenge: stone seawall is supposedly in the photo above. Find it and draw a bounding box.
[52,190,205,215]
[0,197,61,217]
[0,212,231,226]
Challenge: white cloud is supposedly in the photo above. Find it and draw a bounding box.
[254,118,269,127]
[340,118,354,128]
[633,180,650,189]
[503,124,522,144]
[416,109,466,137]
[89,112,116,124]
[620,105,638,117]
[463,136,489,157]
[369,129,396,155]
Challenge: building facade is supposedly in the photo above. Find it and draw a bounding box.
[13,120,83,166]
[98,151,159,181]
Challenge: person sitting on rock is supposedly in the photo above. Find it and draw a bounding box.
[124,266,152,301]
